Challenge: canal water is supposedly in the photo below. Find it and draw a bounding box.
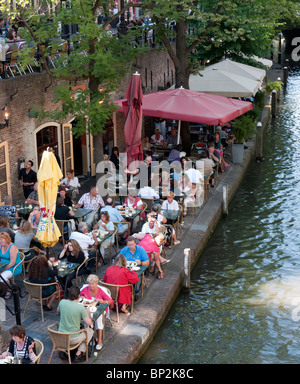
[139,67,300,364]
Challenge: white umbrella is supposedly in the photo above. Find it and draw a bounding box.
[189,68,261,97]
[203,59,266,82]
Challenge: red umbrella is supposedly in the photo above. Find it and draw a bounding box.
[114,87,252,137]
[123,72,144,168]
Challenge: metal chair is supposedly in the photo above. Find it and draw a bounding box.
[107,225,119,264]
[140,198,155,214]
[12,252,25,282]
[81,247,98,274]
[47,323,89,364]
[33,338,44,364]
[99,280,134,323]
[23,279,60,322]
[18,248,37,273]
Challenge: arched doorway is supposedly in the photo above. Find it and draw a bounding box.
[35,123,62,168]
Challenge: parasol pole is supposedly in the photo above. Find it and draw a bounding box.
[177,120,181,145]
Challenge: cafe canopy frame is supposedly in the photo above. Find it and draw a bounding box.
[113,87,253,144]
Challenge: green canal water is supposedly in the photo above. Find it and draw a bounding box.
[139,67,300,364]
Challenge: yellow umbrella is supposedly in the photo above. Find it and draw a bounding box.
[36,150,63,248]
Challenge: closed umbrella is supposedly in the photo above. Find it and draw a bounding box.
[36,150,63,248]
[123,71,144,168]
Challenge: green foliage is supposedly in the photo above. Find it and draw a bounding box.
[254,90,266,110]
[1,0,143,137]
[265,80,284,95]
[232,113,257,144]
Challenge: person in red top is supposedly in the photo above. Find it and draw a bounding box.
[103,254,139,314]
[137,233,169,279]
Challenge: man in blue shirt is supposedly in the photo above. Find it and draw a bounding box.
[120,236,149,300]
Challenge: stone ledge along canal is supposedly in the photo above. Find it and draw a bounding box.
[139,66,300,364]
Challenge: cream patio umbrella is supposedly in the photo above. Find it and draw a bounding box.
[189,68,261,97]
[36,150,63,249]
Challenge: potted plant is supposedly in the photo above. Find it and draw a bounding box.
[231,114,257,163]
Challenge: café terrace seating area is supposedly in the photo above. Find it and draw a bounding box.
[0,133,230,363]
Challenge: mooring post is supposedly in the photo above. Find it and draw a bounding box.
[183,248,191,289]
[277,77,281,101]
[222,185,228,215]
[256,122,263,161]
[271,90,277,117]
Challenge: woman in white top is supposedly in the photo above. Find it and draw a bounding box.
[161,191,179,211]
[150,128,165,145]
[60,170,81,192]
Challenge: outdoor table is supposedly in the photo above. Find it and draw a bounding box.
[86,302,108,354]
[72,208,93,221]
[126,263,148,297]
[86,231,113,261]
[57,262,80,297]
[15,204,33,220]
[120,209,142,234]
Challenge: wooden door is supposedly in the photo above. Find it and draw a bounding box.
[62,123,74,177]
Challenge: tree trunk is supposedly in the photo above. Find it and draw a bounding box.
[174,20,190,89]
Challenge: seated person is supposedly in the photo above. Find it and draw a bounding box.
[58,239,85,288]
[119,236,150,300]
[137,186,160,200]
[74,186,105,230]
[179,174,196,216]
[69,221,98,265]
[57,286,93,362]
[0,196,18,228]
[150,128,165,145]
[26,182,39,206]
[124,191,145,230]
[28,250,59,311]
[198,151,216,186]
[141,214,161,236]
[55,197,75,239]
[166,126,182,147]
[94,211,115,262]
[0,325,37,363]
[58,186,72,207]
[100,198,129,244]
[137,233,169,279]
[0,215,15,242]
[103,253,139,313]
[151,204,180,245]
[161,191,179,211]
[28,206,41,231]
[14,220,38,263]
[167,144,183,162]
[80,274,113,351]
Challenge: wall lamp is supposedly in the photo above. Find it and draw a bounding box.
[0,106,10,129]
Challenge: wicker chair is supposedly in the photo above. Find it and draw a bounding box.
[99,280,134,323]
[23,279,60,322]
[33,338,44,364]
[47,323,89,364]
